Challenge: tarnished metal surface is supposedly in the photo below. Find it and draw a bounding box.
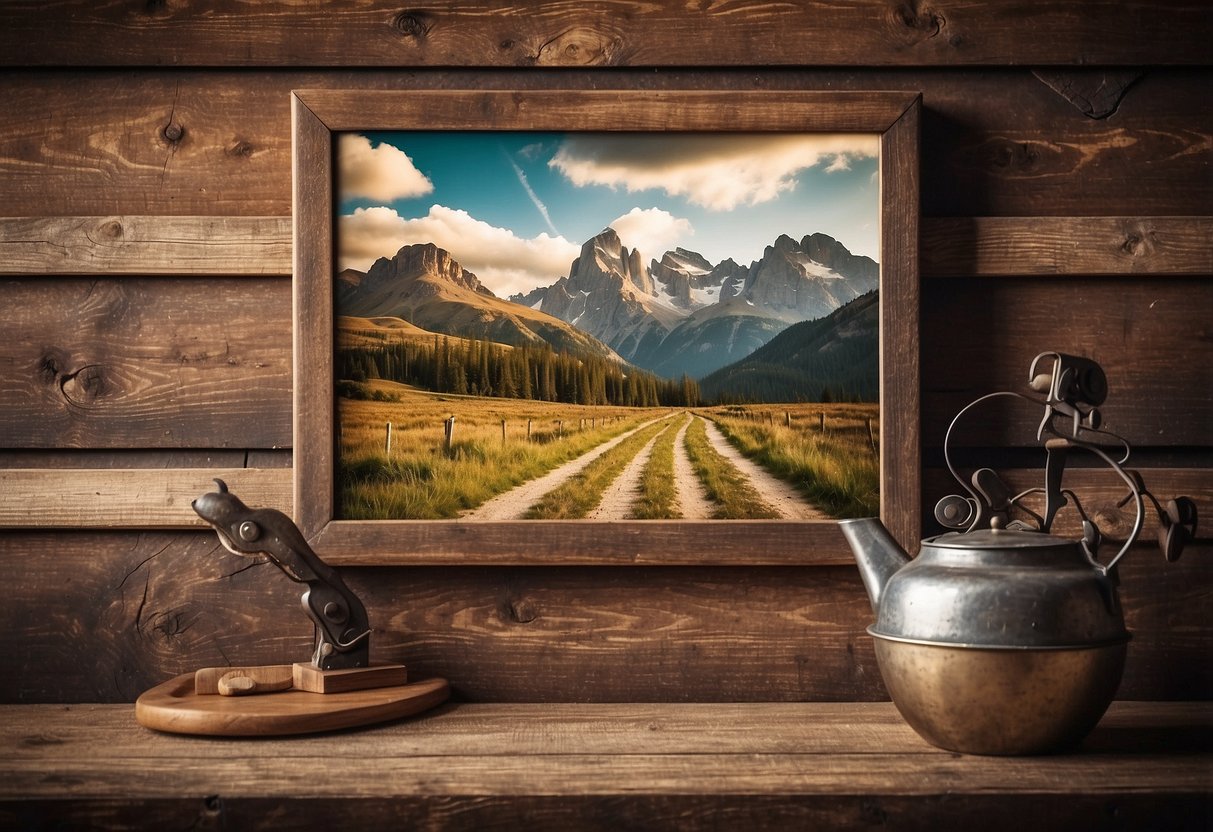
[873,638,1126,755]
[192,480,371,671]
[844,353,1197,755]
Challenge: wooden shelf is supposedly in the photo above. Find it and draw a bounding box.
[2,701,1210,829]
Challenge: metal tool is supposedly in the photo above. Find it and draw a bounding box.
[192,479,371,671]
[934,351,1197,571]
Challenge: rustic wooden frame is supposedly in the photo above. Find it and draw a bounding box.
[293,89,920,565]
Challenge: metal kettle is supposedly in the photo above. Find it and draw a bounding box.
[841,353,1197,755]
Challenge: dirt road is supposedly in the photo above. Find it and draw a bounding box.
[462,415,669,521]
[463,410,828,521]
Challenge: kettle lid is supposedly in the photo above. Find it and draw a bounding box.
[926,528,1076,549]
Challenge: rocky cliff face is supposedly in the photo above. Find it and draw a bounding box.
[520,228,878,378]
[531,228,682,362]
[742,234,879,322]
[336,242,618,359]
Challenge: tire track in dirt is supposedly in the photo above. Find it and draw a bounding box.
[462,415,670,521]
[585,425,667,520]
[671,412,716,520]
[699,416,829,521]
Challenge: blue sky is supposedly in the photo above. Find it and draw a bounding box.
[338,130,879,297]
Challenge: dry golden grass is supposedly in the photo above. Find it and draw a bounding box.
[699,403,880,518]
[338,380,664,519]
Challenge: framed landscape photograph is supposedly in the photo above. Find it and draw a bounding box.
[293,89,920,565]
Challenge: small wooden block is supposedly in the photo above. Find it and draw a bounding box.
[194,665,294,695]
[292,662,407,694]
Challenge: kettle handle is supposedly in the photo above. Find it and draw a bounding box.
[1072,439,1143,574]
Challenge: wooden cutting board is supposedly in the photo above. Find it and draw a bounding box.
[135,673,450,736]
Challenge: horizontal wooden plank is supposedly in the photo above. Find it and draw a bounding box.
[0,278,291,449]
[0,1,1208,67]
[0,449,291,469]
[0,70,1208,218]
[298,89,919,133]
[7,699,1208,760]
[314,521,854,567]
[921,277,1213,447]
[0,704,1208,832]
[922,217,1213,277]
[1,533,1208,704]
[0,468,291,528]
[0,216,292,276]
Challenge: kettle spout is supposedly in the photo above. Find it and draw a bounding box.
[840,518,910,614]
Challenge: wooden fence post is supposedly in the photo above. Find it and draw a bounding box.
[501,418,507,444]
[444,415,456,453]
[785,411,792,427]
[385,422,392,455]
[867,418,878,456]
[527,419,532,440]
[819,411,826,432]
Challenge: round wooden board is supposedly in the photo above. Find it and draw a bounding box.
[135,673,450,736]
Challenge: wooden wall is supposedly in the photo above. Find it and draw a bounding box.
[1,1,1209,704]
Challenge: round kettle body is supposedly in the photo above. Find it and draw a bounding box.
[844,521,1130,755]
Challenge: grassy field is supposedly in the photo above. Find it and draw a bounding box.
[338,382,879,520]
[699,403,880,518]
[337,380,662,519]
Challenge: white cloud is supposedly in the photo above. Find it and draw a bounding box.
[550,134,878,211]
[608,207,694,258]
[339,205,579,297]
[338,134,434,203]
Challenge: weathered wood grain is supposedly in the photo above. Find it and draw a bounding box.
[296,88,919,133]
[0,70,1208,218]
[921,277,1213,447]
[0,278,291,449]
[0,1,1208,67]
[922,217,1213,277]
[0,468,291,528]
[312,520,855,567]
[1,532,1207,704]
[0,216,292,276]
[0,702,1209,831]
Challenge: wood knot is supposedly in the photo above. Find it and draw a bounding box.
[535,27,622,66]
[162,122,185,144]
[987,139,1040,171]
[1121,230,1155,258]
[226,139,255,159]
[393,10,431,39]
[36,351,64,384]
[60,364,110,405]
[508,598,537,624]
[102,219,124,240]
[891,3,943,40]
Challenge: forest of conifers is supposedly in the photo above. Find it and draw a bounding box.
[337,335,703,408]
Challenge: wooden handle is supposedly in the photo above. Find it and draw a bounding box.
[194,665,294,696]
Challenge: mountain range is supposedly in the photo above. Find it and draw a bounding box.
[338,228,878,388]
[510,227,877,378]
